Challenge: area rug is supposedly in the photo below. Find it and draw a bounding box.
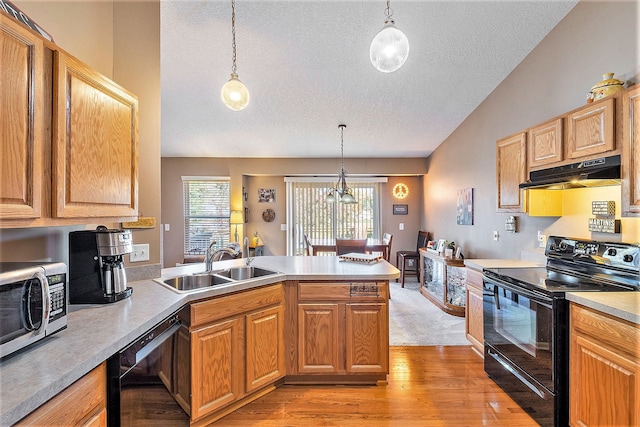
[388,279,469,346]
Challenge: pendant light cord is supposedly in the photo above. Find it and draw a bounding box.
[231,0,237,74]
[384,0,393,20]
[339,124,346,171]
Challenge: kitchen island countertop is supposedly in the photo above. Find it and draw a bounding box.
[0,256,399,426]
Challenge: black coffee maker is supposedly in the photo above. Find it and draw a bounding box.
[69,226,133,304]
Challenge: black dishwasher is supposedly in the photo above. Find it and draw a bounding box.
[107,307,190,426]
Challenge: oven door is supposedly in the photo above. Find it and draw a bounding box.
[483,277,556,390]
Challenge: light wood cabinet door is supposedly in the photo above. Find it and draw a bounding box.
[246,304,285,392]
[566,97,615,159]
[0,14,43,220]
[622,84,640,216]
[528,118,563,169]
[496,132,526,212]
[16,362,107,426]
[298,303,340,374]
[465,267,484,357]
[191,317,244,420]
[345,303,388,373]
[52,50,138,218]
[569,304,640,427]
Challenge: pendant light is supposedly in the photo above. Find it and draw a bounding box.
[326,125,357,204]
[221,0,250,111]
[370,0,409,73]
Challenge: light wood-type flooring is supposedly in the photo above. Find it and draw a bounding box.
[215,346,539,426]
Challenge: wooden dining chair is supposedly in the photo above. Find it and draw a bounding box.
[336,238,367,255]
[382,233,393,262]
[303,234,312,256]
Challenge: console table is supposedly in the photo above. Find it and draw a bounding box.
[419,249,466,317]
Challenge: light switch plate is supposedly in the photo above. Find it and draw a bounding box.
[280,224,286,231]
[130,244,149,262]
[399,223,404,230]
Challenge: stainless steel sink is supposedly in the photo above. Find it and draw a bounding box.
[161,273,233,292]
[155,266,280,293]
[218,266,279,280]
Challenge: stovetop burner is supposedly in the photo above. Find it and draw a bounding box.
[484,236,640,296]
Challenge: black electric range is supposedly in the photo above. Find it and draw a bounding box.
[482,236,639,427]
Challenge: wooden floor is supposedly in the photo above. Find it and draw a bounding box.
[214,346,539,426]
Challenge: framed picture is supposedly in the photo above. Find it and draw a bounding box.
[393,204,408,215]
[456,188,474,225]
[258,188,276,203]
[426,241,435,250]
[435,239,446,253]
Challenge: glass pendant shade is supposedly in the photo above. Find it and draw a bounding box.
[326,191,336,204]
[370,20,409,73]
[221,73,250,111]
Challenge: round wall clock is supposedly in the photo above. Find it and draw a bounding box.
[262,209,275,222]
[393,183,409,199]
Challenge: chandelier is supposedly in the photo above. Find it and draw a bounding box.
[326,124,356,204]
[369,0,410,73]
[221,0,250,111]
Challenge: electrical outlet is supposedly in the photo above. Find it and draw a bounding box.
[538,234,547,248]
[164,223,170,231]
[130,244,149,262]
[493,230,499,242]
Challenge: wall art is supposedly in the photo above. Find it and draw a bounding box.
[258,188,275,203]
[456,188,474,225]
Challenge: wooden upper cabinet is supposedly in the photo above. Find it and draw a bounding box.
[566,97,615,159]
[0,14,43,220]
[528,118,563,169]
[52,51,138,218]
[496,132,526,212]
[622,84,640,216]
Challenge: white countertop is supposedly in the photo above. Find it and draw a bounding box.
[464,258,544,270]
[0,256,399,426]
[566,292,640,325]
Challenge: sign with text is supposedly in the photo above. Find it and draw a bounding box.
[588,218,620,234]
[592,201,615,216]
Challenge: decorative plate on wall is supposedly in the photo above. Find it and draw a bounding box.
[262,209,275,222]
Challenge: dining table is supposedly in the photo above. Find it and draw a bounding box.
[309,238,390,259]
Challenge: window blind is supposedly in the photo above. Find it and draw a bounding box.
[286,179,382,255]
[183,179,230,255]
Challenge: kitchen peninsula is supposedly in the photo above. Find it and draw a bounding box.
[0,256,399,426]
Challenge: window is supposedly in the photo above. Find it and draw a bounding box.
[183,177,231,256]
[285,177,386,255]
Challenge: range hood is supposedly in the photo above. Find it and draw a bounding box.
[519,155,621,190]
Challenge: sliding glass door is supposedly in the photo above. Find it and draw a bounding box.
[285,178,385,255]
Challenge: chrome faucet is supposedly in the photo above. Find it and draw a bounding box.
[243,237,253,266]
[205,240,217,272]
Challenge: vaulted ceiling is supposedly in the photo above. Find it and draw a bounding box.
[160,0,578,158]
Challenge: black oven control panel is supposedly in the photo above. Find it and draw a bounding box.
[546,236,639,271]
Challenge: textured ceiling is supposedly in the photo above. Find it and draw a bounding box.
[160,0,577,158]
